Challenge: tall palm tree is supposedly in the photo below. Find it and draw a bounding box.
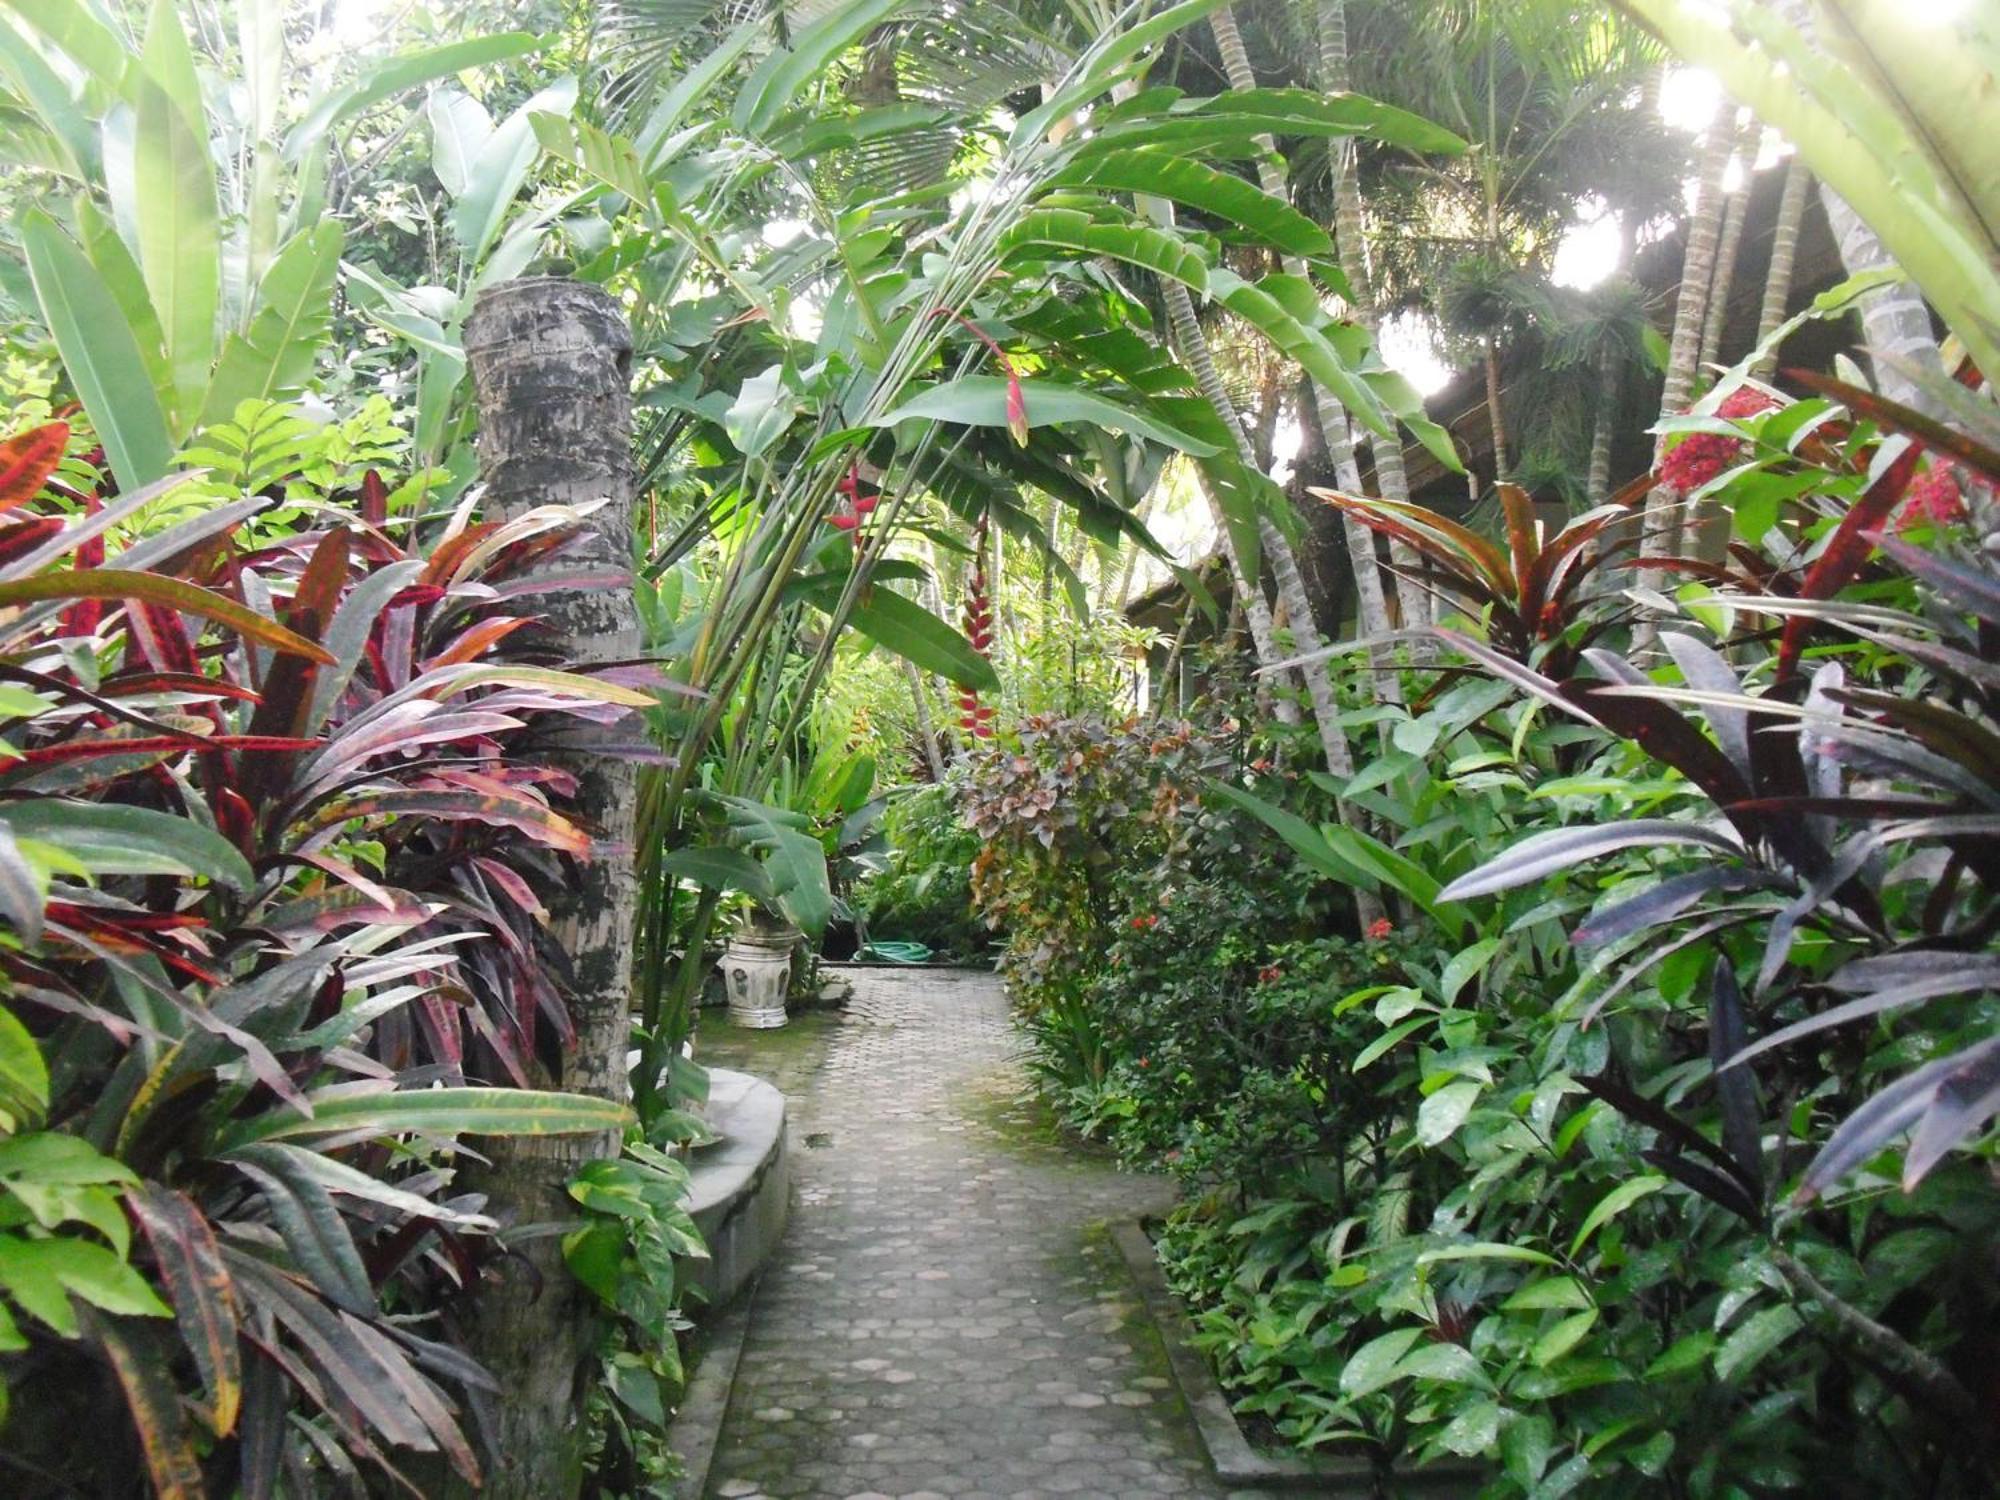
[1699,123,1756,369]
[1639,121,1736,585]
[1208,2,1418,677]
[1316,0,1430,633]
[1751,152,1813,377]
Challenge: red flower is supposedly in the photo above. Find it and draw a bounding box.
[1657,388,1779,496]
[1898,459,1980,531]
[1257,965,1282,984]
[1137,1056,1149,1069]
[1130,914,1157,931]
[1367,917,1394,940]
[1006,369,1030,448]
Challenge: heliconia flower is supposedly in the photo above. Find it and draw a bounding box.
[1006,369,1030,448]
[825,511,860,531]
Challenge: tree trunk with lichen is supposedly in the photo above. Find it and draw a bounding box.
[456,278,641,1500]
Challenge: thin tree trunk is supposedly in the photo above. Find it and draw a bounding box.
[1699,129,1752,369]
[1482,335,1509,481]
[1162,275,1385,938]
[1157,597,1196,714]
[903,657,947,782]
[1752,153,1812,378]
[1587,342,1618,504]
[459,278,642,1500]
[1639,124,1736,596]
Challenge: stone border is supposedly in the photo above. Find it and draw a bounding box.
[670,1282,757,1500]
[1110,1222,1483,1495]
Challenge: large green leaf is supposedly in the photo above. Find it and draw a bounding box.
[20,211,173,490]
[132,73,219,426]
[1206,782,1381,891]
[1051,153,1332,257]
[201,221,344,425]
[0,14,93,175]
[427,88,493,200]
[843,587,1000,693]
[658,846,776,903]
[1211,268,1391,440]
[710,795,833,935]
[0,800,254,891]
[877,375,1219,455]
[1014,0,1229,147]
[216,1087,631,1149]
[284,33,544,163]
[1000,208,1211,294]
[0,0,128,87]
[454,77,577,267]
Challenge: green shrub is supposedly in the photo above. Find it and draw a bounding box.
[853,784,988,962]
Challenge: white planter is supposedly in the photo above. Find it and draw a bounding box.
[721,923,798,1029]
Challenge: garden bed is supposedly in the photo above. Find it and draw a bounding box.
[1113,1223,1485,1496]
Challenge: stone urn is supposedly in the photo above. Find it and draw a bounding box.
[721,914,800,1029]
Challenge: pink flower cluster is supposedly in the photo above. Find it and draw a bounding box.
[1656,388,1779,496]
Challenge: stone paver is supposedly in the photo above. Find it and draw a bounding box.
[698,969,1223,1499]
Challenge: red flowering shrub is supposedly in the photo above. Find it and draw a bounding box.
[1657,387,1779,495]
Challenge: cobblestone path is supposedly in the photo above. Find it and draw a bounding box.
[698,968,1227,1500]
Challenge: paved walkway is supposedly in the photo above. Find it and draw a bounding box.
[696,968,1227,1500]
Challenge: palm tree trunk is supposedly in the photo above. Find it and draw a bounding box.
[1587,343,1618,503]
[1751,153,1812,377]
[1639,124,1736,593]
[459,278,641,1500]
[1315,0,1429,633]
[1210,2,1420,656]
[1159,279,1297,727]
[1699,129,1753,369]
[1482,335,1509,481]
[1818,186,1948,419]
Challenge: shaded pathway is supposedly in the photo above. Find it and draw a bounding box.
[697,969,1227,1499]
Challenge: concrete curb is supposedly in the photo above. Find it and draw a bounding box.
[670,1282,757,1500]
[1111,1222,1483,1495]
[686,1069,790,1308]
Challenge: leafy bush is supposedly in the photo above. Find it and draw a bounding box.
[0,421,661,1495]
[978,376,2000,1495]
[851,784,987,962]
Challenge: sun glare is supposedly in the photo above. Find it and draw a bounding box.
[1659,65,1722,133]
